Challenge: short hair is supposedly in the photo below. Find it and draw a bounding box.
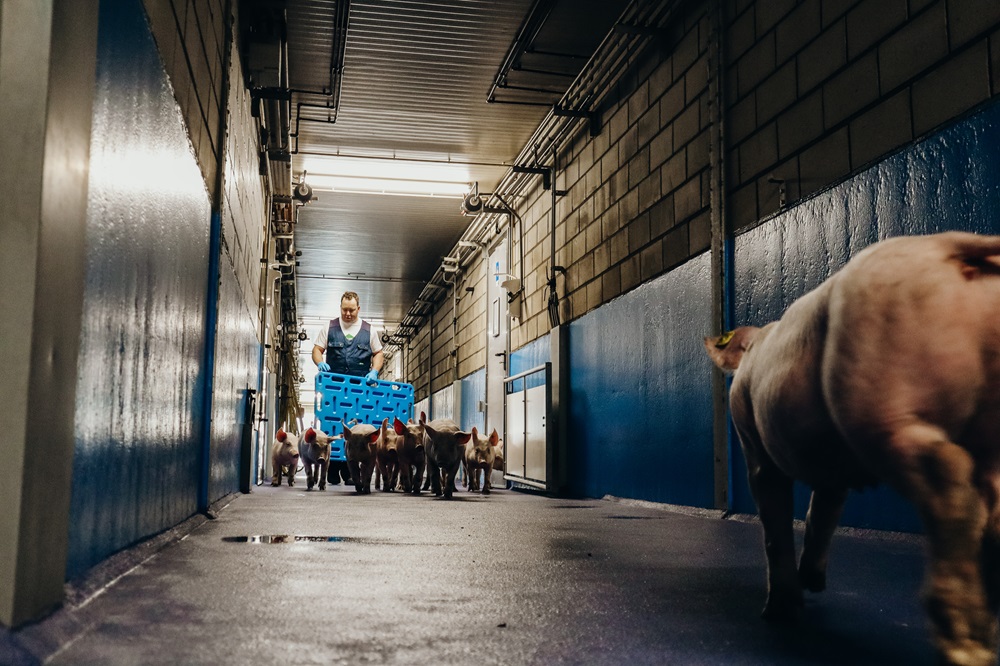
[341,291,360,306]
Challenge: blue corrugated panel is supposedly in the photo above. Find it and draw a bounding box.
[314,372,414,461]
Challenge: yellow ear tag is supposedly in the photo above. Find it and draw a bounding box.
[715,330,736,348]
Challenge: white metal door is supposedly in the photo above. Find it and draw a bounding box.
[486,236,508,476]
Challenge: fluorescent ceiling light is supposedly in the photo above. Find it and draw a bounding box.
[299,155,472,198]
[306,174,470,198]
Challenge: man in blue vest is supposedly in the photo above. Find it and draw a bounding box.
[312,291,384,484]
[312,290,384,380]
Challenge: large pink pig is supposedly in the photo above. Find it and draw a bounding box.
[270,429,300,487]
[704,231,1000,666]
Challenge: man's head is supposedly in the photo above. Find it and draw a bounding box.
[341,291,360,324]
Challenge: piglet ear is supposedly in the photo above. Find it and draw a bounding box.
[341,420,352,437]
[489,429,499,446]
[393,417,406,435]
[304,428,316,443]
[368,430,381,443]
[276,429,287,442]
[471,426,479,439]
[419,411,427,424]
[456,431,472,446]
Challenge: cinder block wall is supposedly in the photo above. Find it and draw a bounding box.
[144,0,227,199]
[405,0,1000,400]
[727,0,1000,230]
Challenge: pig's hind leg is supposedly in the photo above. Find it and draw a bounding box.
[884,424,996,666]
[979,474,1000,614]
[741,427,801,620]
[798,486,848,593]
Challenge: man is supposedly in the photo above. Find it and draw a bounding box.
[312,290,384,380]
[313,291,384,484]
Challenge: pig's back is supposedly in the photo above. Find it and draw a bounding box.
[822,232,1000,451]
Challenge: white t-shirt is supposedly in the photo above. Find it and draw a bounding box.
[313,319,383,353]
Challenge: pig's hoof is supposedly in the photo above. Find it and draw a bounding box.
[798,567,826,593]
[761,591,802,622]
[483,488,491,495]
[318,484,326,491]
[939,641,997,666]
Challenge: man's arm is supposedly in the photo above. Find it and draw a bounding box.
[371,350,384,373]
[312,345,325,366]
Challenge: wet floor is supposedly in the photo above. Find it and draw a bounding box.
[3,476,938,665]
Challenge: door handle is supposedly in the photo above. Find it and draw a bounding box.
[495,351,507,371]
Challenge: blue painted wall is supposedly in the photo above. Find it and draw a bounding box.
[510,335,549,391]
[208,264,260,501]
[730,99,1000,532]
[68,0,212,578]
[459,368,486,433]
[567,255,715,506]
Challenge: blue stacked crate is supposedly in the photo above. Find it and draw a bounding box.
[314,372,415,462]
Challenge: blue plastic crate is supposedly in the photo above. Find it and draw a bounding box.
[314,372,414,462]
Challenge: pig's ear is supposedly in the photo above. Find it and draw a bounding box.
[276,429,287,442]
[456,431,473,445]
[423,423,437,438]
[489,429,499,446]
[369,430,380,443]
[471,426,479,440]
[703,326,758,372]
[341,420,352,437]
[393,418,406,435]
[419,411,427,424]
[304,428,316,443]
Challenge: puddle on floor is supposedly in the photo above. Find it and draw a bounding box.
[223,535,355,544]
[606,515,661,520]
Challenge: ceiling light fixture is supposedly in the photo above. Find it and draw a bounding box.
[298,155,472,199]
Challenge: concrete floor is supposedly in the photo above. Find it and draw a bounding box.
[2,475,940,665]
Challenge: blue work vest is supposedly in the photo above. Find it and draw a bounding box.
[325,319,372,376]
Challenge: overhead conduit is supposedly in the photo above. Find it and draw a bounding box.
[389,0,680,352]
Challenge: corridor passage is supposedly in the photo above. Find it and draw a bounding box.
[5,481,932,665]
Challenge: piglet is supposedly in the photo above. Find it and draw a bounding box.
[463,427,500,494]
[422,412,472,499]
[375,418,400,492]
[270,428,299,487]
[704,231,1000,666]
[300,428,332,491]
[393,417,426,494]
[342,421,379,494]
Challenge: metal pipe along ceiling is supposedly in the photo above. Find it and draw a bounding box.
[391,0,679,348]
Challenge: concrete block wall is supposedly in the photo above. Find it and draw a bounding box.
[143,0,227,201]
[507,0,713,351]
[402,0,1000,406]
[222,34,268,321]
[727,0,1000,231]
[456,256,487,380]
